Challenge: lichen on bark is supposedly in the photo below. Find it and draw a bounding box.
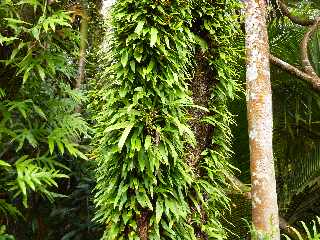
[244,0,280,238]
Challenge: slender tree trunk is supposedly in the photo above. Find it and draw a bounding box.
[244,0,280,239]
[75,14,88,90]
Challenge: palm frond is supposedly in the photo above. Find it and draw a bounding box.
[284,216,320,240]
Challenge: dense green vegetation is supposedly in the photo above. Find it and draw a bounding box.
[0,0,98,238]
[1,0,320,239]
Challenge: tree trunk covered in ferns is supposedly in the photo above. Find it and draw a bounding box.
[91,0,244,239]
[244,0,280,238]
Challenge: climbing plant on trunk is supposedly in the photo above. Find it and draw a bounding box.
[89,0,243,239]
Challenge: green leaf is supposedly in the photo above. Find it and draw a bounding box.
[118,124,134,151]
[31,27,40,40]
[194,35,208,51]
[104,121,132,133]
[0,160,11,168]
[121,50,129,67]
[73,148,88,160]
[17,179,27,196]
[36,65,45,80]
[22,68,31,84]
[0,35,17,45]
[136,192,153,210]
[9,42,26,61]
[64,142,77,156]
[144,135,152,150]
[130,60,136,73]
[57,141,64,155]
[138,150,145,172]
[4,18,32,25]
[146,59,155,74]
[134,21,145,35]
[25,175,35,190]
[48,138,54,154]
[33,105,47,120]
[134,50,142,63]
[150,27,158,47]
[155,198,163,224]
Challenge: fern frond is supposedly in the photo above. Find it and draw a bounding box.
[284,216,320,240]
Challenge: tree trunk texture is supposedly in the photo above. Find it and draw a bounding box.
[75,17,88,90]
[187,50,214,174]
[244,0,280,239]
[185,49,215,239]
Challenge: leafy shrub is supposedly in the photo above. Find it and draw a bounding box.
[0,0,89,237]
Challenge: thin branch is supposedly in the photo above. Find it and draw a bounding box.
[270,54,320,90]
[277,0,315,26]
[301,18,320,77]
[273,1,320,90]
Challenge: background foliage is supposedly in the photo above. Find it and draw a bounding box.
[3,0,320,239]
[0,0,101,238]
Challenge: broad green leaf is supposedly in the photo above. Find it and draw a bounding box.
[104,121,132,133]
[155,198,163,224]
[48,138,54,154]
[164,35,170,49]
[17,179,27,196]
[138,150,145,172]
[25,175,35,190]
[136,192,153,210]
[194,35,208,51]
[57,141,64,155]
[146,59,155,74]
[150,27,158,47]
[122,211,132,225]
[130,60,136,73]
[73,148,88,160]
[0,160,11,168]
[33,105,47,120]
[9,42,27,61]
[24,129,37,148]
[134,21,144,35]
[22,68,31,84]
[65,142,77,156]
[36,65,45,80]
[31,27,40,40]
[144,135,152,150]
[118,124,134,151]
[134,50,142,63]
[121,50,129,67]
[114,181,127,208]
[15,155,29,165]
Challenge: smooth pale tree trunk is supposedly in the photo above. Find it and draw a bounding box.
[244,0,280,239]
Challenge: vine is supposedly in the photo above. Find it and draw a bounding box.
[90,0,244,239]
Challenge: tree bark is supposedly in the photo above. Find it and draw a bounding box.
[244,0,280,239]
[227,174,299,239]
[75,12,88,90]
